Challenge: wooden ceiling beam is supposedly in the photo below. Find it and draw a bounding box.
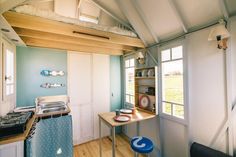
[21,36,123,55]
[3,11,145,48]
[13,27,134,51]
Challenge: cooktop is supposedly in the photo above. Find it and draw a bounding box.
[0,111,34,138]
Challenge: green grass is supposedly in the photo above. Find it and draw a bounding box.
[162,75,184,118]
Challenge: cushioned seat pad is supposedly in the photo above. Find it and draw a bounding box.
[130,136,153,154]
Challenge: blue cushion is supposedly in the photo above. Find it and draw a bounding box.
[130,136,154,154]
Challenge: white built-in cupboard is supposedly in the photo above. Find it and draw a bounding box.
[68,52,110,145]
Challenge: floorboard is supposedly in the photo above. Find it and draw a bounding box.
[73,134,144,157]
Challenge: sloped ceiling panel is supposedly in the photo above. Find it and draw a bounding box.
[116,0,156,45]
[80,0,100,18]
[174,0,223,28]
[225,0,236,17]
[95,0,129,23]
[136,0,184,40]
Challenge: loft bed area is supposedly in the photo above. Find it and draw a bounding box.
[12,4,138,38]
[1,0,144,55]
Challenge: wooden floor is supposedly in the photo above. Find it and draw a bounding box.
[73,134,144,157]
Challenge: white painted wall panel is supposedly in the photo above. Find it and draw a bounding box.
[187,28,227,152]
[160,118,188,157]
[229,16,236,154]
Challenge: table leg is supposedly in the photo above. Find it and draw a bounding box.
[136,122,140,157]
[112,126,116,157]
[137,121,140,136]
[99,117,102,157]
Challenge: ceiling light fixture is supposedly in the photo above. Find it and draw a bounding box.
[208,19,230,50]
[136,51,146,65]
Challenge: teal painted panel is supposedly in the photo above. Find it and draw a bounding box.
[110,56,122,111]
[110,56,122,133]
[16,46,67,107]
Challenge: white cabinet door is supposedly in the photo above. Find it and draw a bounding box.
[68,52,93,145]
[68,52,110,145]
[0,141,24,157]
[92,54,110,139]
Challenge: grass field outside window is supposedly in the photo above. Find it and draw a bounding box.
[161,45,184,119]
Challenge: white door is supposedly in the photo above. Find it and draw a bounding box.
[92,54,110,138]
[68,52,93,145]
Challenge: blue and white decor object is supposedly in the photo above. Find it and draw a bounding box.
[40,83,65,88]
[25,115,73,157]
[130,136,154,157]
[41,70,65,77]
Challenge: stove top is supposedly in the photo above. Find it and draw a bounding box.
[0,111,34,138]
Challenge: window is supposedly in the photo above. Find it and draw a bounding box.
[125,58,135,105]
[2,39,15,100]
[161,45,184,119]
[79,13,99,24]
[5,49,14,96]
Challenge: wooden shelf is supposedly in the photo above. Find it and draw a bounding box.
[135,66,157,115]
[135,84,155,88]
[135,67,155,70]
[135,77,155,79]
[135,92,155,97]
[135,107,156,115]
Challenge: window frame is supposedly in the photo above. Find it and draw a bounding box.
[123,56,135,107]
[158,40,188,124]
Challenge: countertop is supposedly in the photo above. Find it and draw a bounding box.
[98,110,156,127]
[0,115,36,145]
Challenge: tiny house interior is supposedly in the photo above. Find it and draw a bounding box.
[0,0,236,157]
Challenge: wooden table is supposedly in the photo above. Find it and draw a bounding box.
[98,110,156,157]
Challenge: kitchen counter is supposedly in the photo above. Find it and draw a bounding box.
[0,115,36,145]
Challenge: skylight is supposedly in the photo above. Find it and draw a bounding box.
[79,14,98,24]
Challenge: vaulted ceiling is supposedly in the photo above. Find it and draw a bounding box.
[96,0,236,46]
[1,0,236,48]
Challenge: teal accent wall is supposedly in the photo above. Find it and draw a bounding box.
[110,56,122,111]
[16,46,67,107]
[110,56,122,133]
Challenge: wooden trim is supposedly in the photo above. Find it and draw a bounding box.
[21,36,123,55]
[3,11,144,48]
[13,27,135,51]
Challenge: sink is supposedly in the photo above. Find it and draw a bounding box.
[39,101,65,108]
[35,97,70,117]
[42,106,67,113]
